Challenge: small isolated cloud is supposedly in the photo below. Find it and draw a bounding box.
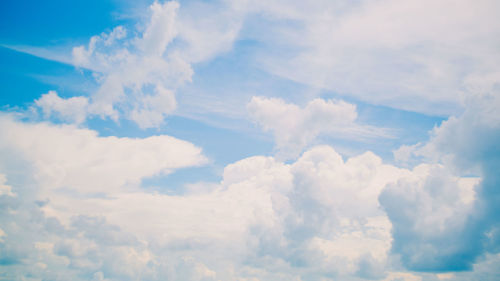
[248,96,391,159]
[35,90,89,124]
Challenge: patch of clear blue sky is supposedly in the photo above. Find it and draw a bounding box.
[0,0,445,192]
[0,0,124,45]
[0,46,96,106]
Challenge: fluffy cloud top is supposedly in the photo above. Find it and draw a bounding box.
[10,105,485,279]
[383,91,500,272]
[380,164,479,271]
[38,1,190,128]
[248,96,390,159]
[0,115,207,196]
[0,116,415,280]
[0,107,497,280]
[35,0,248,129]
[35,90,89,124]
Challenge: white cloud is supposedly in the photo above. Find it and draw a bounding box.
[128,85,177,128]
[383,91,500,272]
[380,164,479,271]
[416,92,500,170]
[137,1,179,56]
[0,115,209,280]
[16,0,500,122]
[37,1,192,128]
[32,0,248,128]
[0,113,413,280]
[0,115,207,196]
[393,143,422,166]
[280,146,407,278]
[241,0,500,115]
[35,90,89,124]
[0,173,15,197]
[175,0,242,63]
[72,26,127,68]
[248,96,391,159]
[2,111,497,279]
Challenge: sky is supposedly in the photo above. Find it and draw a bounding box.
[0,0,500,280]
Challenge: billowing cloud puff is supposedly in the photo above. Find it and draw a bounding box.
[34,0,249,129]
[35,90,89,124]
[248,97,391,160]
[380,164,479,271]
[1,111,498,280]
[0,115,415,280]
[281,146,404,278]
[383,92,500,272]
[36,1,190,128]
[0,115,207,196]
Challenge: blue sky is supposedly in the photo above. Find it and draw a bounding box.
[1,1,500,280]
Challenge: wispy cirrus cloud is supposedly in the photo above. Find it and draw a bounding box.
[242,0,500,115]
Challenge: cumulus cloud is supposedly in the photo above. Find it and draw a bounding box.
[0,115,207,196]
[382,91,500,272]
[280,146,406,278]
[0,113,415,280]
[2,111,498,279]
[35,1,191,128]
[35,90,89,124]
[248,96,391,159]
[380,164,479,271]
[0,115,211,280]
[32,0,249,128]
